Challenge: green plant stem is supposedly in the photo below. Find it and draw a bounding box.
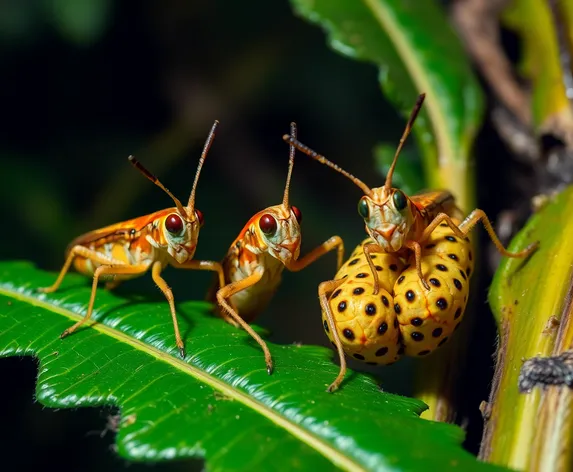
[481,187,573,470]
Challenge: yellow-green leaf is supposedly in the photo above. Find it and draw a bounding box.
[502,0,573,135]
[484,185,573,471]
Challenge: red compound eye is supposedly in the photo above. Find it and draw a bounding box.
[165,214,183,234]
[291,206,302,223]
[195,209,204,226]
[259,213,277,235]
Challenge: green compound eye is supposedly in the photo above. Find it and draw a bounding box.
[358,197,369,219]
[393,190,407,211]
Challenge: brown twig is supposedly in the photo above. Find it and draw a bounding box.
[451,0,531,126]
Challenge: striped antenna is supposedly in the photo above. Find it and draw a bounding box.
[187,120,219,213]
[282,122,297,209]
[128,155,187,217]
[282,135,373,197]
[384,93,425,189]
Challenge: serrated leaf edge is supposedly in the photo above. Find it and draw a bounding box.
[0,284,364,472]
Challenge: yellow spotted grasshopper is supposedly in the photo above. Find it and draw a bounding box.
[207,123,344,375]
[284,94,539,392]
[39,121,226,359]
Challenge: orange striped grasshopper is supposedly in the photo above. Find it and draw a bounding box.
[208,122,344,374]
[38,121,225,358]
[284,93,539,296]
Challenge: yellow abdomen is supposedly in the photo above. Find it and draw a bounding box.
[71,241,153,281]
[323,223,474,365]
[322,239,404,364]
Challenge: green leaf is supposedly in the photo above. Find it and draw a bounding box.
[45,0,112,46]
[0,261,503,471]
[484,187,573,470]
[290,0,484,211]
[501,0,573,133]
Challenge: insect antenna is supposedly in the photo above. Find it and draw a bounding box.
[384,93,425,190]
[128,155,187,217]
[187,120,219,215]
[282,122,297,209]
[282,134,373,197]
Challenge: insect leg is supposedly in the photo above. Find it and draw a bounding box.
[362,243,382,294]
[420,211,539,259]
[319,278,348,393]
[404,240,430,290]
[460,209,539,258]
[176,259,226,291]
[216,268,274,374]
[38,245,115,293]
[177,259,239,327]
[61,263,149,339]
[150,261,188,359]
[285,235,345,272]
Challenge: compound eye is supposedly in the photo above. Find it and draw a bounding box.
[195,209,204,226]
[259,213,278,236]
[393,190,407,211]
[165,214,184,234]
[358,197,369,219]
[291,206,302,223]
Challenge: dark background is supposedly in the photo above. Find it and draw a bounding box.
[0,1,517,470]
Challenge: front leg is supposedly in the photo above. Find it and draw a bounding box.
[216,268,274,375]
[176,258,238,327]
[176,259,226,290]
[362,243,382,295]
[150,261,187,358]
[285,235,344,272]
[404,240,430,290]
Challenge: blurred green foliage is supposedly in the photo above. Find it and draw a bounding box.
[0,0,112,46]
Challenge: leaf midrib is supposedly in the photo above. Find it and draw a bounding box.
[0,284,364,472]
[361,0,468,209]
[361,0,452,164]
